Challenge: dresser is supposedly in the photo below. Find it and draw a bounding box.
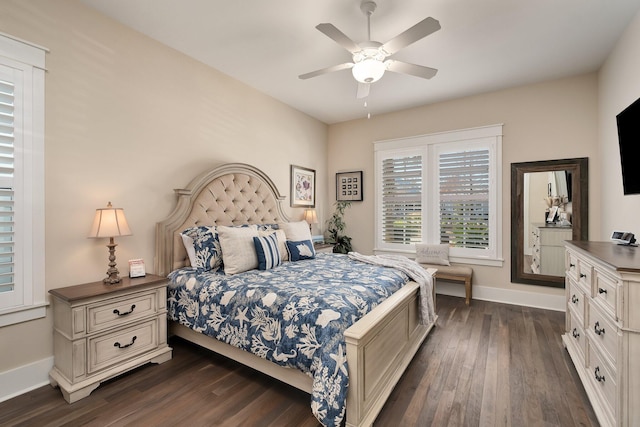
[531,223,572,276]
[49,274,172,403]
[563,241,640,427]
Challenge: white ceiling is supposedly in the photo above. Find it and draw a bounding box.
[81,0,640,124]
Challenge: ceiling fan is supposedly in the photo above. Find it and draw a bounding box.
[299,0,441,99]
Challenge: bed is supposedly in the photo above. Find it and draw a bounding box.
[154,163,437,427]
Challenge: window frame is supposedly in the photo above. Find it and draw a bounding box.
[0,32,47,326]
[374,124,503,266]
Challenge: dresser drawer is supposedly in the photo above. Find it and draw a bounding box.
[577,259,593,293]
[587,343,616,425]
[88,319,158,374]
[567,278,586,326]
[567,309,586,364]
[87,291,158,334]
[593,270,619,320]
[588,300,618,366]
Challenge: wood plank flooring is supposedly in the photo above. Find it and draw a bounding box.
[0,295,598,427]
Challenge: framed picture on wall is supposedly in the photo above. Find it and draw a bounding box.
[290,165,316,207]
[336,171,363,201]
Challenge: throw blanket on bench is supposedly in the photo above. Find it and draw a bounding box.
[348,252,436,324]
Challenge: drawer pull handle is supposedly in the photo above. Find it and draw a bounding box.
[569,263,575,268]
[571,295,579,304]
[594,322,605,336]
[579,273,586,278]
[572,328,580,339]
[113,304,136,316]
[598,288,607,295]
[114,336,137,349]
[594,366,605,383]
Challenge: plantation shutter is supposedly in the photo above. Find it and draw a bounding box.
[0,78,15,296]
[439,149,489,249]
[381,155,422,244]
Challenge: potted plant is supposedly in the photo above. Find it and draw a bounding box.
[326,201,353,254]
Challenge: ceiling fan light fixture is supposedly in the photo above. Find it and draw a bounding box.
[352,58,386,83]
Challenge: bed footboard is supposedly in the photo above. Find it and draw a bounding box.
[344,281,436,427]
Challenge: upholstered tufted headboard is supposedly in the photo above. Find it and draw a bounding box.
[155,163,290,276]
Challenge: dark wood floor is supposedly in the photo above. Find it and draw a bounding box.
[0,295,598,427]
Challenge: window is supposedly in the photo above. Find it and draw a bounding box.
[0,33,46,326]
[374,125,503,266]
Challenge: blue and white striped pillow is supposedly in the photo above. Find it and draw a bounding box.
[253,233,282,270]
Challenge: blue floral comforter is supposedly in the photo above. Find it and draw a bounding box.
[167,252,410,427]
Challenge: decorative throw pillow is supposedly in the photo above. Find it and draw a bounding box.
[258,229,288,261]
[253,233,282,270]
[278,220,312,242]
[415,243,451,266]
[180,226,223,272]
[286,239,316,261]
[217,225,259,275]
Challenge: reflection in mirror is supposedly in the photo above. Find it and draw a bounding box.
[511,158,588,288]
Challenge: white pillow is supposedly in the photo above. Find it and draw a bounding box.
[259,229,289,261]
[217,225,259,275]
[415,243,451,266]
[278,220,312,242]
[180,233,197,266]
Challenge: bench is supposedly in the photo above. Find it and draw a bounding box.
[419,263,473,305]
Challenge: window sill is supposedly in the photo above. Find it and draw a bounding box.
[373,248,504,267]
[0,303,48,327]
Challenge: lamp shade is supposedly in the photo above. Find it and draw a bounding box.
[303,208,318,225]
[88,202,132,238]
[352,58,386,83]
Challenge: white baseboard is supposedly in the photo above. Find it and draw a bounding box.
[0,356,53,403]
[436,282,566,312]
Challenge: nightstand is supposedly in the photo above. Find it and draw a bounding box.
[48,274,172,403]
[314,243,334,254]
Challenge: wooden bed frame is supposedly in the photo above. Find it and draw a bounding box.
[155,163,437,427]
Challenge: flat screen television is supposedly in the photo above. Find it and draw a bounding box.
[616,96,640,195]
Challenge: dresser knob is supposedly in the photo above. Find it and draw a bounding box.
[572,328,580,339]
[569,263,575,268]
[113,304,136,316]
[594,366,605,382]
[598,288,607,295]
[571,295,579,304]
[594,321,605,336]
[580,273,586,278]
[114,336,137,349]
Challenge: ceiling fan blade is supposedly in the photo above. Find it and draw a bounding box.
[298,62,354,80]
[356,82,370,99]
[316,23,360,53]
[386,60,438,79]
[381,17,441,55]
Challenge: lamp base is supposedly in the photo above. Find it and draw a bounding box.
[103,239,122,284]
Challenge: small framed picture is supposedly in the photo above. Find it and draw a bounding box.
[547,206,559,223]
[290,165,316,207]
[336,171,363,201]
[129,259,146,278]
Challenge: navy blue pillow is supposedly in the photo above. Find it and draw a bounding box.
[285,240,316,261]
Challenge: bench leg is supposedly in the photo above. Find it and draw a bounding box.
[465,277,472,305]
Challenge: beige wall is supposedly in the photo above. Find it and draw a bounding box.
[0,0,327,374]
[598,10,640,236]
[328,73,600,299]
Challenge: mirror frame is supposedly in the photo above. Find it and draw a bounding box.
[511,157,589,287]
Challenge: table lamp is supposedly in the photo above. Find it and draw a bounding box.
[303,208,318,233]
[88,202,132,284]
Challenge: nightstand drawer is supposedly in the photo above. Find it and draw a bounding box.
[87,291,157,333]
[88,319,158,374]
